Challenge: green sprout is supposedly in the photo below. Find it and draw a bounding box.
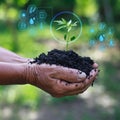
[54,18,77,50]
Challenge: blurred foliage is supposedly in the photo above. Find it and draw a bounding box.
[0,85,42,109]
[74,0,98,17]
[50,96,77,104]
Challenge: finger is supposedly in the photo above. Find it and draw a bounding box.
[58,82,90,96]
[84,69,99,86]
[66,84,90,96]
[50,66,87,83]
[56,80,85,95]
[64,87,88,96]
[63,69,98,92]
[67,74,98,96]
[52,78,91,97]
[92,63,98,68]
[59,69,99,96]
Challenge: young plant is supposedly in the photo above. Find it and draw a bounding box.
[54,18,77,50]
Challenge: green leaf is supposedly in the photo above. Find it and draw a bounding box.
[67,20,72,26]
[68,26,72,32]
[54,20,65,25]
[72,21,77,27]
[64,34,67,40]
[70,36,76,41]
[56,25,66,30]
[61,18,67,24]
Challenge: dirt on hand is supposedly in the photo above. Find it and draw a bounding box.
[31,49,94,76]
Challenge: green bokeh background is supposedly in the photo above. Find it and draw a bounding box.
[0,0,120,120]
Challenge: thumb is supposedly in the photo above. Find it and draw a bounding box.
[50,66,86,83]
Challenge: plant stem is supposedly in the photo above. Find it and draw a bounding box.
[66,41,69,51]
[65,32,69,51]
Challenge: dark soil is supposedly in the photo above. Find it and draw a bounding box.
[31,49,94,76]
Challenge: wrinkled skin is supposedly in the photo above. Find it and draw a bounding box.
[25,63,99,97]
[0,47,99,97]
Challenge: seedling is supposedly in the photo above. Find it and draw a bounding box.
[31,18,98,81]
[54,18,78,50]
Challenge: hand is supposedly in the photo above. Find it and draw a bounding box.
[24,63,99,98]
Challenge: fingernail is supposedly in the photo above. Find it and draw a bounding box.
[79,71,82,74]
[78,71,86,80]
[90,69,95,74]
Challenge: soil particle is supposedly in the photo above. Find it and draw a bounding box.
[31,49,94,76]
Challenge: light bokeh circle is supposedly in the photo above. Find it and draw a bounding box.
[50,11,82,44]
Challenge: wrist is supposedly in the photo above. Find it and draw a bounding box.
[24,63,38,85]
[0,63,27,85]
[12,57,29,64]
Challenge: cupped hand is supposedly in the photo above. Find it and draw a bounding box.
[24,63,99,98]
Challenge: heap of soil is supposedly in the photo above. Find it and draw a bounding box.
[31,49,94,76]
